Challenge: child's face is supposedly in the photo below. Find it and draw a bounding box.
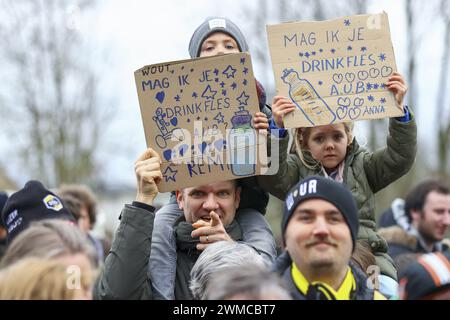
[199,32,240,57]
[305,123,350,171]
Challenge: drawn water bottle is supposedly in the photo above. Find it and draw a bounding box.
[281,68,336,126]
[227,107,256,176]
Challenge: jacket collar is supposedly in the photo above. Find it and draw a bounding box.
[291,262,356,300]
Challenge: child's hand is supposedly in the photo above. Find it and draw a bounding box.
[272,96,296,128]
[386,72,408,110]
[253,112,269,131]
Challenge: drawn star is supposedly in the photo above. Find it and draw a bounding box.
[243,79,248,86]
[192,92,198,98]
[347,45,353,51]
[174,94,180,102]
[170,70,175,74]
[380,97,387,104]
[162,166,177,182]
[240,57,246,64]
[237,91,250,106]
[181,66,185,70]
[299,52,304,57]
[378,53,387,62]
[187,118,191,123]
[222,89,227,96]
[243,67,249,75]
[344,19,351,26]
[373,84,379,90]
[201,85,217,100]
[331,48,336,54]
[360,47,367,52]
[220,81,226,88]
[366,83,372,90]
[204,117,208,121]
[213,68,219,76]
[368,95,375,102]
[304,52,310,58]
[319,48,323,53]
[380,83,387,89]
[311,51,316,56]
[215,78,219,82]
[222,65,237,78]
[231,82,237,90]
[180,89,183,93]
[214,112,225,124]
[318,81,323,86]
[190,68,194,72]
[196,116,201,121]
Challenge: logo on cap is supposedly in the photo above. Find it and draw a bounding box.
[208,18,227,30]
[286,193,294,211]
[43,195,63,212]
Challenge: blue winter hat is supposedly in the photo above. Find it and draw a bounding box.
[188,17,249,58]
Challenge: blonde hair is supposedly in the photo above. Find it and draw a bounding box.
[0,258,94,300]
[0,219,97,268]
[293,122,354,169]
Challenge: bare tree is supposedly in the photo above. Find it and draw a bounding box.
[0,0,113,186]
[436,0,450,177]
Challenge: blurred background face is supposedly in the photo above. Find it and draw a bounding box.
[285,199,352,275]
[199,32,240,57]
[177,181,240,226]
[413,191,450,243]
[77,205,91,232]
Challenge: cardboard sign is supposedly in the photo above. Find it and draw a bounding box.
[135,53,266,192]
[267,12,403,128]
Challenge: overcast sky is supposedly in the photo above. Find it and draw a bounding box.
[1,0,445,189]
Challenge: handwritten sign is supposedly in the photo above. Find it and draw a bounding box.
[135,53,266,192]
[267,12,403,128]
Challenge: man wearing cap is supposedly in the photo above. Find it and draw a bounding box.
[275,176,386,300]
[1,181,76,244]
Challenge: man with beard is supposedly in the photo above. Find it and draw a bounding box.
[380,179,450,272]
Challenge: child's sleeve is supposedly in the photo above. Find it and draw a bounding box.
[149,203,183,300]
[235,208,277,266]
[363,110,417,193]
[258,133,303,200]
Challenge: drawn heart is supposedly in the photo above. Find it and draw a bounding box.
[369,68,380,78]
[337,97,351,107]
[381,66,393,77]
[332,73,343,84]
[214,139,225,151]
[354,98,364,107]
[336,107,348,120]
[357,70,369,81]
[163,149,172,161]
[170,117,178,127]
[155,91,165,103]
[345,72,356,83]
[179,144,188,157]
[348,107,361,120]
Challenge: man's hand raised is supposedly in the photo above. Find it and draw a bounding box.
[134,148,162,205]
